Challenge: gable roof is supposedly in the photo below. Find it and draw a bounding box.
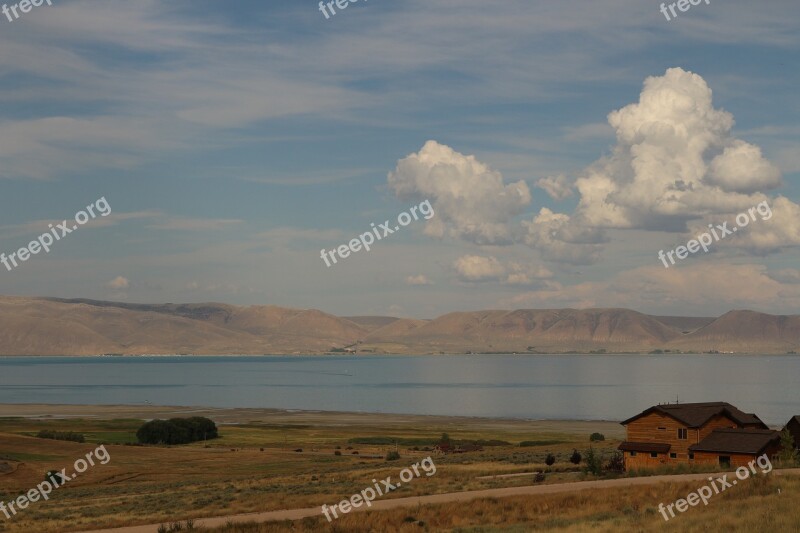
[621,402,767,429]
[689,428,780,455]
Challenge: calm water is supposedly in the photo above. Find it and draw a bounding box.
[0,355,798,425]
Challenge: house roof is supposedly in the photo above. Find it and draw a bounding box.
[618,441,671,453]
[689,429,780,455]
[621,402,767,429]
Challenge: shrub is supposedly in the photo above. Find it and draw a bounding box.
[334,450,342,456]
[136,417,218,445]
[779,428,799,466]
[36,430,85,443]
[589,433,605,442]
[606,451,625,472]
[386,450,401,461]
[569,449,582,465]
[545,453,556,466]
[45,470,65,485]
[583,447,602,476]
[534,472,545,482]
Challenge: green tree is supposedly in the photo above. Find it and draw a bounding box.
[136,417,219,445]
[569,449,582,465]
[583,447,603,476]
[779,428,799,466]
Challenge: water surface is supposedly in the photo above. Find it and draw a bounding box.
[0,355,797,424]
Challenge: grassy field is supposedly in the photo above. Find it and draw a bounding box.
[0,406,792,532]
[200,474,800,532]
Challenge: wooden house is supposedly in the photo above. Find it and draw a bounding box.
[618,402,775,470]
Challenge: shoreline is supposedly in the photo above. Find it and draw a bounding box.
[0,352,792,357]
[0,403,628,436]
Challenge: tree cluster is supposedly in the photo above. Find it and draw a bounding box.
[136,417,218,445]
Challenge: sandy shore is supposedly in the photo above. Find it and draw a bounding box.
[0,403,626,437]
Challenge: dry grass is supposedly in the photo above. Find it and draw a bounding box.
[1,412,789,532]
[202,474,800,532]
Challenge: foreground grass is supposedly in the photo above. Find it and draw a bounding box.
[0,415,621,532]
[202,474,800,532]
[2,412,791,532]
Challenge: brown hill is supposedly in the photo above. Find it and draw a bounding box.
[671,310,800,352]
[362,308,682,353]
[0,296,798,355]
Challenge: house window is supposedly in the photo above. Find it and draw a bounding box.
[630,451,637,457]
[719,456,731,467]
[688,453,694,460]
[650,452,659,458]
[658,427,666,431]
[677,428,688,440]
[670,453,677,459]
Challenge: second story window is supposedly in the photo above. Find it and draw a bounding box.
[677,428,688,440]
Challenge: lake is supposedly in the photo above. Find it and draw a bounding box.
[0,354,797,425]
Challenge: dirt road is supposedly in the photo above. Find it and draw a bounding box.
[81,468,800,533]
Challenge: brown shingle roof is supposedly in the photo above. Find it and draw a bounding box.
[689,429,780,455]
[621,402,767,429]
[618,441,671,453]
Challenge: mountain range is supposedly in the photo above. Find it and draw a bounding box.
[0,296,798,355]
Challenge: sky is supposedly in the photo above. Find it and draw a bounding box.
[1,0,799,319]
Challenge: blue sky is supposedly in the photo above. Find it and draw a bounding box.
[1,0,799,318]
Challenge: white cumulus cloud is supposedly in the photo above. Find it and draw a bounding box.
[388,140,531,245]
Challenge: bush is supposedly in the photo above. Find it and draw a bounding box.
[606,451,625,472]
[534,472,545,482]
[589,433,605,442]
[136,417,218,445]
[545,453,556,466]
[779,428,799,466]
[569,449,582,465]
[36,430,85,443]
[334,450,341,456]
[583,447,602,476]
[45,470,65,485]
[386,450,401,461]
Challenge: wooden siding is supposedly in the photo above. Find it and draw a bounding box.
[625,412,718,456]
[623,451,668,470]
[692,443,781,468]
[623,411,762,470]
